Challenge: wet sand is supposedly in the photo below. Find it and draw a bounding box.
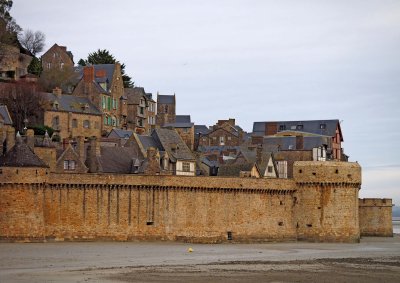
[1,236,400,282]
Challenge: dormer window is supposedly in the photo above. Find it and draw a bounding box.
[320,123,326,129]
[53,102,59,110]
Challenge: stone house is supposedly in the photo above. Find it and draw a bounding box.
[163,115,195,150]
[42,88,102,140]
[72,64,127,135]
[252,120,344,161]
[156,94,176,126]
[41,43,74,71]
[128,128,196,176]
[0,43,32,80]
[54,143,88,173]
[124,87,155,134]
[198,118,244,147]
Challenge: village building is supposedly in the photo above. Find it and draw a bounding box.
[124,87,156,134]
[163,115,195,151]
[252,120,344,161]
[0,42,32,81]
[128,128,196,176]
[156,94,176,126]
[42,88,102,140]
[41,43,74,71]
[72,64,127,135]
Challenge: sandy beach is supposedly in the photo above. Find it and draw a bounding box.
[1,236,399,282]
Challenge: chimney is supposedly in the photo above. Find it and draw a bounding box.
[26,129,35,150]
[144,147,160,175]
[256,146,263,164]
[83,66,95,83]
[52,87,62,98]
[86,136,100,173]
[296,135,304,150]
[6,127,15,152]
[75,136,85,164]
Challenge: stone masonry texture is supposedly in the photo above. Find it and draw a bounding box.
[0,161,391,243]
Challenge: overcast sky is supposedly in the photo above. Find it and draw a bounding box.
[12,1,400,204]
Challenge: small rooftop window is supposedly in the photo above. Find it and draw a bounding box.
[320,123,326,129]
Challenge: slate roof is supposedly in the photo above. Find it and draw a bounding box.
[0,136,48,168]
[157,94,175,104]
[163,115,194,128]
[43,93,102,115]
[263,136,331,151]
[75,64,116,93]
[108,129,133,139]
[194,125,210,135]
[151,128,195,161]
[137,135,160,151]
[0,105,13,125]
[163,122,194,128]
[176,115,191,123]
[125,87,147,104]
[98,147,142,174]
[218,162,254,177]
[253,119,341,140]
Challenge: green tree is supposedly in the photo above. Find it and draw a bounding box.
[77,58,86,66]
[27,56,42,76]
[0,0,21,47]
[79,49,134,88]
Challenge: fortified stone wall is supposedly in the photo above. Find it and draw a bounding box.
[293,161,361,242]
[359,198,393,237]
[0,161,371,243]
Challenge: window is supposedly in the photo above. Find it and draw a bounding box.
[83,120,90,129]
[63,160,76,170]
[279,125,286,131]
[267,166,273,173]
[72,119,78,128]
[47,62,51,69]
[60,62,64,69]
[296,124,303,130]
[182,162,190,172]
[104,116,108,125]
[102,96,106,109]
[140,107,144,115]
[164,105,168,113]
[219,136,225,145]
[107,97,111,110]
[52,116,59,128]
[227,136,231,141]
[320,123,326,129]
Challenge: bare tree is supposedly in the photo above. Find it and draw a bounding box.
[18,29,45,56]
[0,80,45,131]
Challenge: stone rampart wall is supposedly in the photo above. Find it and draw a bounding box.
[359,198,393,237]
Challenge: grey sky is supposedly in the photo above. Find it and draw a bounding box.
[12,1,400,203]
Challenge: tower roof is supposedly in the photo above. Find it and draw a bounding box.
[0,137,48,168]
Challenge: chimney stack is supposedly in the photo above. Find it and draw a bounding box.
[75,136,85,164]
[26,129,35,150]
[145,147,160,175]
[6,127,15,152]
[86,136,100,173]
[256,146,263,164]
[83,66,95,83]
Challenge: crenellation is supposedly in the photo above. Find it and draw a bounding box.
[0,161,392,243]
